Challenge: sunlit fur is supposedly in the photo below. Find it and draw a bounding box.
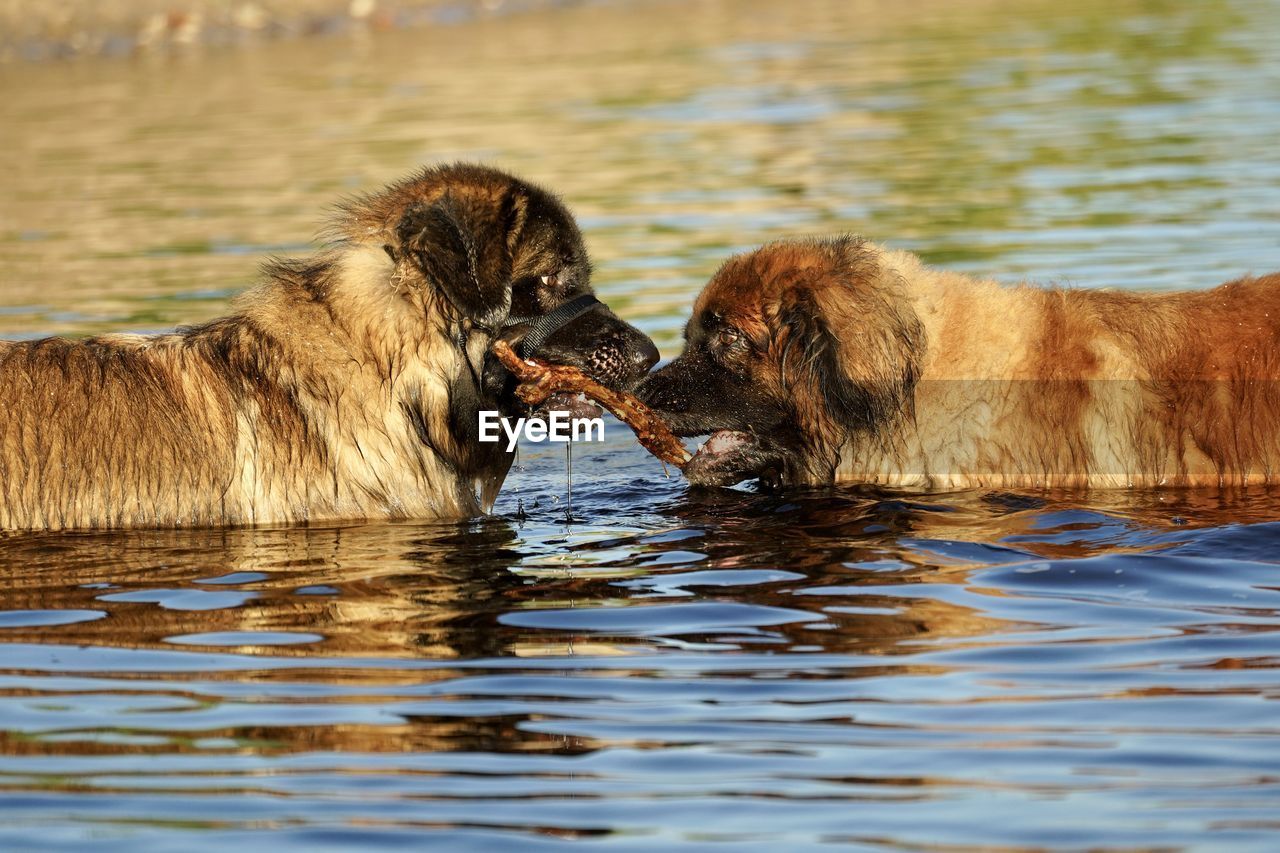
[681,237,1280,489]
[0,165,555,530]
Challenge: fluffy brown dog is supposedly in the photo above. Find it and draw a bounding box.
[639,237,1280,490]
[0,163,657,530]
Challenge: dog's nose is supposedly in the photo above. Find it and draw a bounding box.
[633,337,660,375]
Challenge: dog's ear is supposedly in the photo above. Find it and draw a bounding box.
[394,189,529,327]
[779,298,886,435]
[778,274,923,437]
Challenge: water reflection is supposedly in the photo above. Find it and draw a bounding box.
[2,485,1280,846]
[3,485,1279,662]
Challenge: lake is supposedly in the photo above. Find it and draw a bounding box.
[2,0,1280,848]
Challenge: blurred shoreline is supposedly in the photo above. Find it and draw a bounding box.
[0,0,595,62]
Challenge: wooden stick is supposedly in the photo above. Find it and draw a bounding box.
[491,340,691,468]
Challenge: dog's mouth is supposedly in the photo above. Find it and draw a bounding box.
[684,429,785,489]
[484,347,606,422]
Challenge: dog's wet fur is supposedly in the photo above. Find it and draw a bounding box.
[639,236,1280,490]
[0,163,657,530]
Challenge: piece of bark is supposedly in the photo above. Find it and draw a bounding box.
[491,340,691,468]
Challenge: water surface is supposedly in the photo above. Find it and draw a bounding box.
[3,0,1280,848]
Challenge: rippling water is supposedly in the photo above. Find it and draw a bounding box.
[3,0,1280,848]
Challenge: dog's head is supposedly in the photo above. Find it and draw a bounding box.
[349,163,658,408]
[638,237,925,488]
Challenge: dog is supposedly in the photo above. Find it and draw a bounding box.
[638,236,1280,490]
[0,163,658,530]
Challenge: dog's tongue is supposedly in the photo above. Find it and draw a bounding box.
[539,392,604,421]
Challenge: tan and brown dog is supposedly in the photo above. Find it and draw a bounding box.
[639,236,1280,490]
[0,163,657,530]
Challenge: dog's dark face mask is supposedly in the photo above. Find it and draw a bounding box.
[390,165,658,422]
[636,309,797,490]
[487,192,658,405]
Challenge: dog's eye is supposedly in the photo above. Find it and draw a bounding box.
[716,327,742,349]
[540,273,560,288]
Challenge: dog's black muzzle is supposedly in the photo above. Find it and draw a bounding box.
[501,294,658,390]
[507,294,604,360]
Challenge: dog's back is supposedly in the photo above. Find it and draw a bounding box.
[1,332,245,529]
[1084,273,1280,487]
[878,256,1280,488]
[0,299,472,530]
